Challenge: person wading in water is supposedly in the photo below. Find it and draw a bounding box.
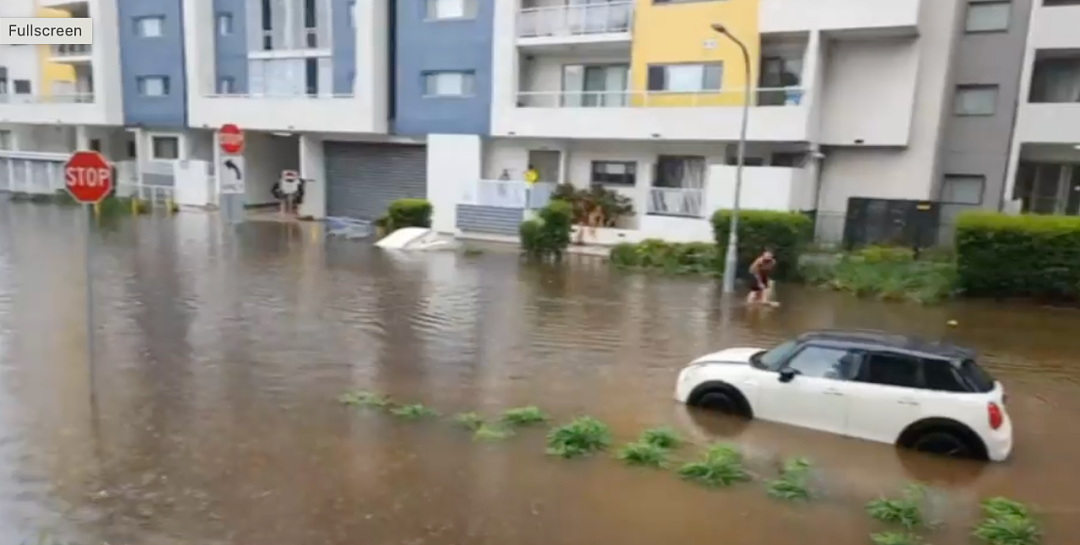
[747,249,779,306]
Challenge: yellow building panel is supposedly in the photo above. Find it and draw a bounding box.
[630,0,760,107]
[36,5,77,97]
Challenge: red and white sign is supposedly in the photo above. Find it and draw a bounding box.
[64,151,113,204]
[219,124,244,155]
[281,170,299,181]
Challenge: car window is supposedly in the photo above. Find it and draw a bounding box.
[958,359,995,392]
[756,340,799,371]
[922,359,967,392]
[856,351,920,388]
[785,345,859,380]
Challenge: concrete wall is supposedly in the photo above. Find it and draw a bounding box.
[938,0,1034,210]
[392,0,494,135]
[214,0,248,93]
[118,0,189,127]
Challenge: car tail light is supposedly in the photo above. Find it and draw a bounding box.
[988,402,1004,430]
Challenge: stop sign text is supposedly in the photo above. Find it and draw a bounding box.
[64,151,114,204]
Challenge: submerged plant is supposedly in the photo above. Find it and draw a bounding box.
[546,416,612,458]
[501,406,549,427]
[677,444,752,487]
[766,457,814,501]
[390,403,439,419]
[473,423,516,442]
[453,411,485,430]
[617,440,669,468]
[640,427,684,450]
[866,485,929,530]
[870,531,925,545]
[338,390,392,408]
[974,497,1041,545]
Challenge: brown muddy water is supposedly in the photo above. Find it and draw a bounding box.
[0,203,1078,545]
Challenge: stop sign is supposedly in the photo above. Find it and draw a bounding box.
[219,124,244,155]
[65,151,113,204]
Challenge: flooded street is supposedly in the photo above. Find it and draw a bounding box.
[0,202,1077,544]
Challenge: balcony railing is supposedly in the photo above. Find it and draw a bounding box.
[0,93,94,104]
[463,180,557,209]
[518,2,634,38]
[648,187,705,218]
[51,43,91,57]
[516,88,805,108]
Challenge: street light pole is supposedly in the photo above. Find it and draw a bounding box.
[712,23,751,295]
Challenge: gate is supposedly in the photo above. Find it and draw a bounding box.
[842,198,941,250]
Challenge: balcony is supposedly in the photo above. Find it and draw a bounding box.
[759,0,920,37]
[49,43,92,64]
[1016,56,1080,144]
[496,88,810,141]
[0,94,105,125]
[1030,3,1080,50]
[517,2,634,52]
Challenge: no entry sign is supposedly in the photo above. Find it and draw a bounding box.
[64,150,113,204]
[219,124,244,155]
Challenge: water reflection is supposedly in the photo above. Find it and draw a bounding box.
[0,202,1077,544]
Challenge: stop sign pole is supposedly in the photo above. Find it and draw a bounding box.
[64,151,114,395]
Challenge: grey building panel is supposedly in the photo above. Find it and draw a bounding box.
[456,205,524,236]
[117,0,188,127]
[324,141,427,220]
[214,0,249,93]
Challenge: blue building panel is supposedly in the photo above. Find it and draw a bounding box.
[392,0,494,136]
[213,0,249,94]
[331,0,357,95]
[116,0,188,127]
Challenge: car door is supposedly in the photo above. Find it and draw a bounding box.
[755,344,859,435]
[843,351,924,445]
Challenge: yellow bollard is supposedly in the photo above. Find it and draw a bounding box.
[130,197,138,216]
[93,202,101,217]
[310,223,320,242]
[166,198,174,215]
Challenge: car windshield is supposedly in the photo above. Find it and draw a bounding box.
[751,340,798,371]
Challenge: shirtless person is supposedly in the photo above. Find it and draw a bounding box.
[747,249,777,305]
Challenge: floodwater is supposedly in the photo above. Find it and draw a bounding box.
[0,202,1077,545]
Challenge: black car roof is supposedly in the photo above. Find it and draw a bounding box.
[796,329,976,360]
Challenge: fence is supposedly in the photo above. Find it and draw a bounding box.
[517,2,634,38]
[463,180,555,209]
[0,150,175,209]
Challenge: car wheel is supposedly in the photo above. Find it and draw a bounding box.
[910,430,976,459]
[688,385,751,419]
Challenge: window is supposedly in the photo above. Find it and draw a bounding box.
[89,139,102,152]
[654,155,706,188]
[425,0,477,20]
[922,360,967,393]
[0,130,11,150]
[591,161,637,186]
[647,63,723,93]
[1028,58,1080,103]
[752,341,798,371]
[965,1,1010,33]
[126,139,137,159]
[13,79,31,94]
[958,359,996,392]
[217,77,235,94]
[423,71,475,97]
[953,84,997,116]
[150,135,180,160]
[135,16,164,37]
[784,346,859,380]
[348,0,356,27]
[217,13,233,36]
[855,352,920,388]
[941,175,985,205]
[305,58,318,96]
[137,76,169,96]
[562,64,630,107]
[771,152,803,167]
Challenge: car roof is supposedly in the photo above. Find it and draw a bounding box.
[796,329,976,360]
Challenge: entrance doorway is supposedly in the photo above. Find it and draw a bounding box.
[527,150,561,184]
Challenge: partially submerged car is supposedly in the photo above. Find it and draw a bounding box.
[674,330,1012,461]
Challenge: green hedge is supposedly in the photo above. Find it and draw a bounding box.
[955,212,1080,300]
[711,210,813,280]
[609,240,719,275]
[521,199,573,259]
[383,198,432,232]
[800,246,958,304]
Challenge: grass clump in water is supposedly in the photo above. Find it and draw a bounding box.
[870,531,926,545]
[640,427,683,450]
[338,390,392,408]
[617,440,670,468]
[390,403,439,419]
[973,497,1041,545]
[766,457,814,501]
[453,411,485,430]
[473,423,515,442]
[546,416,612,458]
[867,484,930,530]
[501,406,549,427]
[677,444,751,488]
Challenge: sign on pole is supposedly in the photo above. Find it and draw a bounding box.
[219,124,244,155]
[65,151,113,204]
[220,155,246,195]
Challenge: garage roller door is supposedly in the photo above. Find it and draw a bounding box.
[324,141,427,220]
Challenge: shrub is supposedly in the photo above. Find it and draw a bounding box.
[521,200,573,259]
[974,497,1041,545]
[955,212,1080,301]
[766,457,813,501]
[474,423,515,441]
[711,210,813,280]
[390,403,438,419]
[800,246,958,304]
[501,406,549,427]
[609,240,720,275]
[870,532,925,545]
[546,416,612,458]
[386,198,433,232]
[677,444,752,487]
[617,440,669,468]
[453,411,485,430]
[866,485,929,530]
[338,390,392,408]
[550,183,635,227]
[640,427,683,450]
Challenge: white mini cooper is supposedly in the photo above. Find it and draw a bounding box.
[674,330,1013,461]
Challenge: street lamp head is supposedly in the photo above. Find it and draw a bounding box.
[711,23,729,35]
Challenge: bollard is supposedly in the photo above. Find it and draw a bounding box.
[166,198,174,215]
[130,197,138,216]
[310,223,320,242]
[93,202,100,217]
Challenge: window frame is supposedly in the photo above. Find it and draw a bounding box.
[590,161,637,187]
[780,344,861,381]
[135,15,165,38]
[13,79,31,95]
[953,84,998,116]
[216,13,234,36]
[941,174,986,205]
[921,358,970,393]
[422,70,476,98]
[646,62,724,93]
[424,0,478,21]
[964,1,1012,34]
[137,76,170,97]
[149,134,182,161]
[853,350,923,390]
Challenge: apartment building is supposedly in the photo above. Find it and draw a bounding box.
[1,0,1076,242]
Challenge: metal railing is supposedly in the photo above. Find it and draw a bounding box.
[648,187,705,218]
[0,151,67,194]
[0,93,95,104]
[518,2,634,38]
[51,43,91,57]
[203,92,355,99]
[516,88,805,108]
[462,180,557,209]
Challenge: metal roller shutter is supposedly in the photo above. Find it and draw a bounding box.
[324,141,427,220]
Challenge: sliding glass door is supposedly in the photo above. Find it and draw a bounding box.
[563,64,628,107]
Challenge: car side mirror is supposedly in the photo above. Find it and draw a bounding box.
[779,368,797,383]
